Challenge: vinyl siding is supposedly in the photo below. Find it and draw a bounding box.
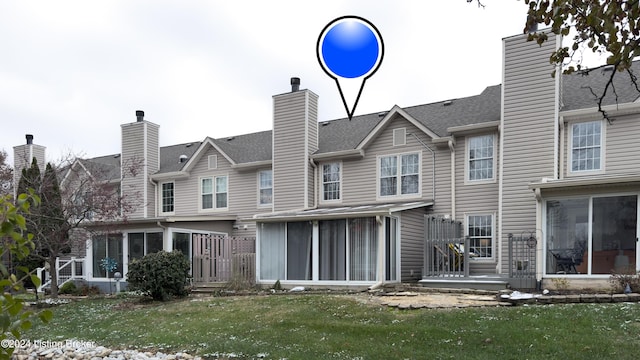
[272,90,318,211]
[12,146,28,191]
[146,122,160,217]
[170,146,270,227]
[500,34,559,273]
[562,113,640,177]
[12,144,46,191]
[173,146,233,214]
[340,114,451,212]
[121,122,146,219]
[454,133,499,274]
[120,121,159,219]
[400,208,427,282]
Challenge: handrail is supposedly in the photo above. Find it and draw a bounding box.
[36,257,87,293]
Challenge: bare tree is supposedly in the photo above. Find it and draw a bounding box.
[18,153,143,297]
[0,150,12,198]
[470,1,640,120]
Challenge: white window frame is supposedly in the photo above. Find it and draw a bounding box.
[465,134,496,184]
[258,169,273,207]
[393,128,406,146]
[376,151,422,200]
[542,192,639,277]
[568,120,605,175]
[465,213,495,260]
[321,161,342,203]
[127,231,165,261]
[200,175,228,211]
[160,181,175,215]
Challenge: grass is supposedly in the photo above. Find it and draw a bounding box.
[23,293,640,359]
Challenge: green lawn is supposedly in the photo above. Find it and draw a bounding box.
[23,294,640,359]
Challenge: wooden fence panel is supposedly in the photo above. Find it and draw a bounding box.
[192,235,255,283]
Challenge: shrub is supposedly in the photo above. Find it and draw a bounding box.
[126,251,191,301]
[59,281,77,295]
[609,266,640,293]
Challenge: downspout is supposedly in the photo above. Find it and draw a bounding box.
[558,118,565,180]
[409,133,436,202]
[448,138,456,219]
[368,215,385,290]
[156,221,168,251]
[309,158,318,210]
[149,177,158,218]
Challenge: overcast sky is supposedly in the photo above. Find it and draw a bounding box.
[2,1,544,164]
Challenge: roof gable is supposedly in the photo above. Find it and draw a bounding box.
[356,106,440,150]
[181,137,236,173]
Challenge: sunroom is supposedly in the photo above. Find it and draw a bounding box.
[253,202,431,287]
[531,177,640,278]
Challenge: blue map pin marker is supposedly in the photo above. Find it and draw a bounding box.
[317,16,384,120]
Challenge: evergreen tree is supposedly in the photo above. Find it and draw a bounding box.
[15,159,43,287]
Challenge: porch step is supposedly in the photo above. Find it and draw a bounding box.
[418,277,509,291]
[191,283,227,294]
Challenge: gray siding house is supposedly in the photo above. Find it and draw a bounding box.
[14,31,640,291]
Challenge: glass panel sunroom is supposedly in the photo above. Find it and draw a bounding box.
[258,217,381,282]
[546,196,637,275]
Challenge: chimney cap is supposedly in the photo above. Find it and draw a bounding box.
[136,110,144,122]
[25,134,34,144]
[290,77,300,92]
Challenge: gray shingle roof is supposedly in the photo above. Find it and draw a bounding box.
[87,62,640,179]
[79,154,121,181]
[404,85,502,137]
[317,112,384,153]
[159,141,201,173]
[212,130,272,164]
[561,61,640,111]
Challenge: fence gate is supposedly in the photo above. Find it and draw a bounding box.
[423,216,467,277]
[192,235,255,283]
[508,232,538,290]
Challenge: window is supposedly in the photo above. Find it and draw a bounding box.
[161,182,174,213]
[570,121,602,172]
[202,178,213,209]
[467,215,493,258]
[286,222,313,280]
[92,234,123,278]
[172,232,191,261]
[322,163,341,201]
[216,176,228,208]
[258,217,379,282]
[128,232,164,261]
[379,153,420,197]
[258,170,272,206]
[546,195,637,275]
[201,175,228,210]
[319,220,347,280]
[467,134,494,181]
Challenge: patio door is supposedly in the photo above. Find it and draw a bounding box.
[546,195,638,275]
[591,195,637,274]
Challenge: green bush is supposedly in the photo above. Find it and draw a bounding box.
[59,281,77,295]
[126,251,191,301]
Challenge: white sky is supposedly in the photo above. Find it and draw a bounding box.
[1,1,544,164]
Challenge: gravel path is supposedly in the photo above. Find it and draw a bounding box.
[9,341,204,360]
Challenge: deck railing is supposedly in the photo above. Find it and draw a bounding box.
[424,237,471,278]
[36,257,86,292]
